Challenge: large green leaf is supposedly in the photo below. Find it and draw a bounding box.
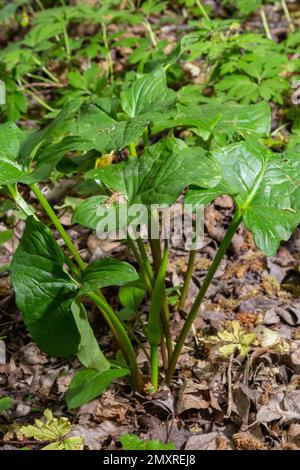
[284,144,300,206]
[120,67,176,119]
[0,122,27,185]
[0,122,24,160]
[71,301,110,371]
[79,258,139,294]
[80,138,221,231]
[28,136,94,182]
[186,139,300,256]
[162,32,202,68]
[153,102,271,142]
[73,195,108,230]
[10,217,80,357]
[119,278,147,312]
[0,102,87,185]
[20,99,83,164]
[73,103,148,153]
[0,158,25,185]
[66,368,129,409]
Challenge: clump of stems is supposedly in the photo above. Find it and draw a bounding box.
[9,136,245,393]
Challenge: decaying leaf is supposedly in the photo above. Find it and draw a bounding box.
[176,380,210,415]
[255,326,290,354]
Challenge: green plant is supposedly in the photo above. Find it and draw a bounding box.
[1,9,300,409]
[207,320,256,357]
[215,47,294,104]
[0,396,14,412]
[20,409,84,450]
[120,433,175,450]
[166,138,300,382]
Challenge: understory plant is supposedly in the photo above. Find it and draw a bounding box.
[1,30,300,408]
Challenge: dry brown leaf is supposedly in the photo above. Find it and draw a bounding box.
[176,380,210,415]
[185,432,218,450]
[71,421,128,450]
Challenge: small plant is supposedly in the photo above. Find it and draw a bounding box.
[0,396,14,413]
[120,434,175,451]
[20,409,84,450]
[207,320,256,357]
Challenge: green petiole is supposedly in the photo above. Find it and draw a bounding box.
[147,241,168,389]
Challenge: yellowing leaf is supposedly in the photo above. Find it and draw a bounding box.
[232,320,241,338]
[219,343,236,356]
[42,436,84,451]
[242,333,256,346]
[20,409,84,450]
[42,442,65,451]
[20,409,71,442]
[218,331,235,342]
[207,320,256,358]
[95,152,114,169]
[63,436,85,451]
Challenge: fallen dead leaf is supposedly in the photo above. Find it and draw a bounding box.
[185,432,218,450]
[71,421,128,450]
[78,391,131,423]
[176,380,210,415]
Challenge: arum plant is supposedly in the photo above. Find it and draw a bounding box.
[166,138,300,383]
[0,104,220,406]
[1,65,300,407]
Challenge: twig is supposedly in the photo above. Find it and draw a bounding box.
[226,352,234,417]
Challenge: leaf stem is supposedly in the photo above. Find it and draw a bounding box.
[29,183,86,271]
[101,22,114,81]
[12,185,143,390]
[128,236,153,294]
[87,292,144,391]
[7,185,35,217]
[281,0,295,32]
[129,142,138,158]
[196,0,211,22]
[32,57,60,84]
[62,26,71,61]
[136,237,154,283]
[143,19,158,48]
[166,209,243,385]
[133,236,173,360]
[150,346,159,389]
[226,352,234,417]
[20,85,56,112]
[148,241,168,389]
[260,7,273,40]
[161,293,173,360]
[178,249,196,311]
[148,210,173,359]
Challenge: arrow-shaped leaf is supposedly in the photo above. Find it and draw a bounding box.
[77,138,221,231]
[79,258,139,294]
[10,217,80,357]
[121,67,176,119]
[186,138,300,256]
